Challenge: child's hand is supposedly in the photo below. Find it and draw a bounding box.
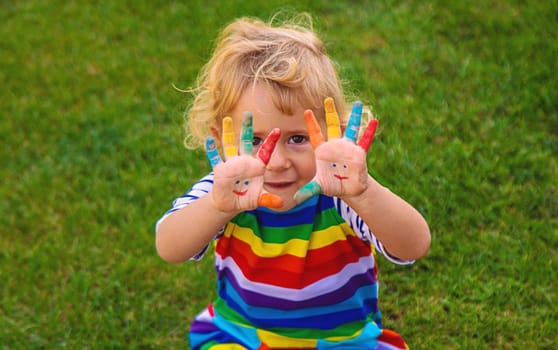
[206,112,283,213]
[294,98,378,204]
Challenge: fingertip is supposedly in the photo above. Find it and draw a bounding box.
[304,110,324,149]
[358,118,379,151]
[304,109,315,121]
[205,136,221,168]
[324,97,336,113]
[258,193,283,208]
[269,127,281,141]
[294,181,322,204]
[352,100,363,113]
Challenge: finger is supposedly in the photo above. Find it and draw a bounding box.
[240,111,253,155]
[358,118,379,152]
[324,97,341,140]
[222,116,237,159]
[205,136,222,168]
[258,192,283,208]
[256,128,280,165]
[293,180,322,204]
[344,101,363,143]
[304,109,325,149]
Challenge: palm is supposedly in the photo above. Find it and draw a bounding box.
[212,156,266,212]
[313,138,368,197]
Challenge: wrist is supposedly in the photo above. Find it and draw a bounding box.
[208,191,241,218]
[341,176,384,207]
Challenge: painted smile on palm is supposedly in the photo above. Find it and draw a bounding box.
[232,179,250,196]
[332,163,349,181]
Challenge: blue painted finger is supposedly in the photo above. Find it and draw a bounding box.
[344,101,363,143]
[205,136,222,168]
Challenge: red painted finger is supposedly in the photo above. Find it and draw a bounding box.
[304,109,324,149]
[256,128,281,165]
[358,119,379,152]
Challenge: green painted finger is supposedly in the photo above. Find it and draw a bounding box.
[240,111,254,155]
[293,180,322,204]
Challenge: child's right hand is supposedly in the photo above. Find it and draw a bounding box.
[205,112,283,214]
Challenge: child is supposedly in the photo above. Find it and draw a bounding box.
[156,14,430,349]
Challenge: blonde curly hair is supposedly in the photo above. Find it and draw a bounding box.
[183,13,349,149]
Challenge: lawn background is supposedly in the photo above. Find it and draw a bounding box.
[1,0,557,348]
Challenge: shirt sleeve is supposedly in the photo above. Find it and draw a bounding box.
[155,173,223,261]
[333,197,414,265]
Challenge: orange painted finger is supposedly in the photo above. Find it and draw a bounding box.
[304,109,324,149]
[258,192,283,208]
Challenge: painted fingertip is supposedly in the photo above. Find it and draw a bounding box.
[240,111,254,155]
[205,136,221,168]
[258,193,283,208]
[256,128,280,165]
[222,116,237,158]
[293,181,322,204]
[325,97,341,139]
[242,111,253,128]
[358,118,379,152]
[344,101,363,142]
[304,109,325,149]
[324,97,336,114]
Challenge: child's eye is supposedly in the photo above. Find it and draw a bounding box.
[288,135,308,144]
[252,137,264,147]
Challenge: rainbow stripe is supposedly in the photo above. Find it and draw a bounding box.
[190,195,408,349]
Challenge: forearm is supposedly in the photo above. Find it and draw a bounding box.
[343,176,431,261]
[155,194,237,263]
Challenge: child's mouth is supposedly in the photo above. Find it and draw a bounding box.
[265,182,294,190]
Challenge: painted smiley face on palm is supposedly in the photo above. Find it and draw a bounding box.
[232,179,250,196]
[331,163,349,181]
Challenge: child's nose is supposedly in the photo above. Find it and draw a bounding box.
[266,144,291,171]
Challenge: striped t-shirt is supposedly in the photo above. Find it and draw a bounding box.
[157,173,412,349]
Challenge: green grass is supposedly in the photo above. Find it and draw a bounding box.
[1,0,556,348]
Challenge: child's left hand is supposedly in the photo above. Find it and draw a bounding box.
[294,98,378,204]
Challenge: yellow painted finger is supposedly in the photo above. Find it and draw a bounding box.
[324,97,341,139]
[222,116,237,159]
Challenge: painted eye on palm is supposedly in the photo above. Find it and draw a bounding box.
[331,163,349,180]
[232,179,250,196]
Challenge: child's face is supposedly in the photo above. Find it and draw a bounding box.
[228,84,321,211]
